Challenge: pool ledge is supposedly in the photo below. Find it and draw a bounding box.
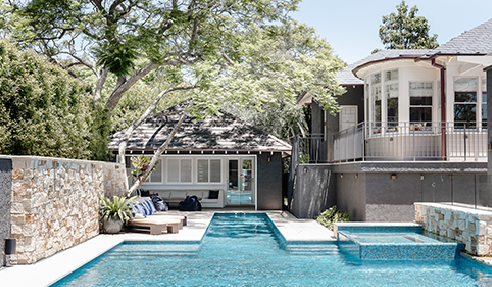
[266,211,336,243]
[460,252,492,268]
[333,222,421,240]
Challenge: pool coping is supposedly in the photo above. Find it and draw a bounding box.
[0,210,335,287]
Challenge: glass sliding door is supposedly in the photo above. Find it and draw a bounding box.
[227,158,254,206]
[240,159,253,205]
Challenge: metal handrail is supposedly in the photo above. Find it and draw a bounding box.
[294,122,487,163]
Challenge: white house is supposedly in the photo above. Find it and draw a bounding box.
[291,18,492,221]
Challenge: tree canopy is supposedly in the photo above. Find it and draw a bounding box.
[0,40,108,159]
[2,1,344,135]
[2,0,305,112]
[1,1,346,195]
[379,1,438,49]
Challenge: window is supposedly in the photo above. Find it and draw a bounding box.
[149,160,162,182]
[409,82,433,123]
[385,69,398,127]
[385,69,398,81]
[454,77,478,127]
[125,156,162,184]
[371,73,381,85]
[371,73,382,125]
[482,77,487,128]
[339,106,357,131]
[167,158,192,183]
[364,78,369,129]
[197,159,221,183]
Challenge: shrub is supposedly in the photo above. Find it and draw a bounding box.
[0,40,111,160]
[316,206,350,230]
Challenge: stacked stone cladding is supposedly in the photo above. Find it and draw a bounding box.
[415,202,492,256]
[7,156,127,264]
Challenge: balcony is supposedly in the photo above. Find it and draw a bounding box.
[295,122,487,163]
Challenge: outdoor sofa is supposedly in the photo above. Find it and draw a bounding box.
[148,189,225,208]
[128,197,188,235]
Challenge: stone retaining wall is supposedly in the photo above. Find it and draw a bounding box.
[415,202,492,256]
[2,156,127,264]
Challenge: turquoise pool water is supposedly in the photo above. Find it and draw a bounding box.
[52,213,492,286]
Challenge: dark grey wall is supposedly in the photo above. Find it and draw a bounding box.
[311,101,324,135]
[290,160,487,221]
[487,68,492,174]
[256,152,283,210]
[326,85,364,134]
[365,173,422,205]
[421,174,452,202]
[0,158,12,266]
[336,172,366,221]
[291,164,336,218]
[336,171,485,222]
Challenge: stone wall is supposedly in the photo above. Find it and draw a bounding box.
[3,156,127,264]
[415,202,492,256]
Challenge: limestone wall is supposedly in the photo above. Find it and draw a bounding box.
[4,156,127,264]
[415,202,492,256]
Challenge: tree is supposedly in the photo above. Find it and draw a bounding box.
[123,20,345,197]
[2,1,345,196]
[0,40,105,159]
[2,0,302,112]
[379,1,438,49]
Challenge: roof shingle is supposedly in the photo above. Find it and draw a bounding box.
[434,18,492,55]
[108,103,291,152]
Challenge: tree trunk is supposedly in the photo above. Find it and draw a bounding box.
[105,62,158,112]
[116,85,196,165]
[126,113,187,198]
[94,68,109,104]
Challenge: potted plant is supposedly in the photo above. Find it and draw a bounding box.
[316,206,350,231]
[99,195,137,234]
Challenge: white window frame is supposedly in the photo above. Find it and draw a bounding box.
[409,81,434,125]
[385,69,399,129]
[482,76,487,129]
[196,158,222,184]
[125,155,163,184]
[370,73,382,125]
[453,77,484,129]
[339,105,358,131]
[166,158,193,184]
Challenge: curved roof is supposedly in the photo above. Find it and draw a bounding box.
[351,18,492,78]
[352,49,434,76]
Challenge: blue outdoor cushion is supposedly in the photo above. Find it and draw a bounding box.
[138,199,156,216]
[129,198,157,217]
[130,203,146,217]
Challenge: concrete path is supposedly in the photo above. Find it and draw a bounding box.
[0,210,334,287]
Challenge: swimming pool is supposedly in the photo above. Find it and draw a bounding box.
[51,213,492,286]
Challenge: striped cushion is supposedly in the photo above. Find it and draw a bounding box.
[130,203,146,217]
[130,198,157,217]
[142,199,156,215]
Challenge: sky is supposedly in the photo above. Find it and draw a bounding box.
[291,0,492,64]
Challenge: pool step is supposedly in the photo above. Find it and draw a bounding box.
[284,244,339,255]
[112,243,201,257]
